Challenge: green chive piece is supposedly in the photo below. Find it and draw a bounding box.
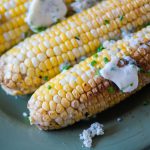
[104,20,110,25]
[47,85,52,90]
[139,67,145,73]
[43,76,49,81]
[75,36,80,40]
[95,69,101,76]
[93,53,98,58]
[119,15,124,21]
[24,32,30,38]
[62,64,71,71]
[108,86,115,93]
[103,57,109,64]
[97,44,104,52]
[90,60,97,66]
[33,26,47,33]
[130,83,134,86]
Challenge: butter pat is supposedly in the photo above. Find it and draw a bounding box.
[100,57,139,93]
[26,0,67,32]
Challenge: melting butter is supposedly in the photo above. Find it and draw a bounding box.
[100,57,139,93]
[26,0,67,32]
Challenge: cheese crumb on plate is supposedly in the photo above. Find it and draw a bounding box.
[79,122,104,148]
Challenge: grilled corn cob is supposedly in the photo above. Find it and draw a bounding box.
[0,0,75,54]
[0,0,150,95]
[28,26,150,130]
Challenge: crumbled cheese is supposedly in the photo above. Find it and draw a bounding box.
[100,57,139,93]
[71,0,99,13]
[80,122,104,148]
[22,112,28,117]
[26,0,67,32]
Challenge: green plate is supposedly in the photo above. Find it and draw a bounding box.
[0,85,150,150]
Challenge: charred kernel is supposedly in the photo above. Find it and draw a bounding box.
[98,84,103,91]
[87,91,93,99]
[92,87,99,95]
[82,83,91,92]
[103,81,110,88]
[61,98,70,108]
[94,76,102,84]
[88,79,96,88]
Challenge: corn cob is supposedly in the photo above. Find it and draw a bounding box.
[0,0,75,54]
[28,26,150,130]
[0,0,150,95]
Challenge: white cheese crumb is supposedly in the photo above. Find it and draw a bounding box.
[79,122,104,148]
[71,0,99,13]
[22,112,28,117]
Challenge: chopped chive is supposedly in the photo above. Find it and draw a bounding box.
[139,67,145,73]
[95,69,101,76]
[75,36,80,40]
[24,32,30,38]
[119,15,124,21]
[93,53,98,58]
[143,22,150,28]
[47,85,52,90]
[90,60,97,66]
[33,26,47,33]
[97,44,104,52]
[130,83,134,86]
[62,64,71,71]
[107,86,115,94]
[104,19,110,25]
[43,76,49,81]
[103,57,109,64]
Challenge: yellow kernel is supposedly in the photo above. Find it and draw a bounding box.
[56,104,64,113]
[66,92,74,101]
[71,100,79,109]
[76,85,84,94]
[58,90,66,97]
[50,57,58,67]
[72,89,80,99]
[44,59,52,69]
[53,95,61,103]
[61,98,70,108]
[48,111,58,119]
[63,84,72,92]
[49,101,57,111]
[42,101,50,111]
